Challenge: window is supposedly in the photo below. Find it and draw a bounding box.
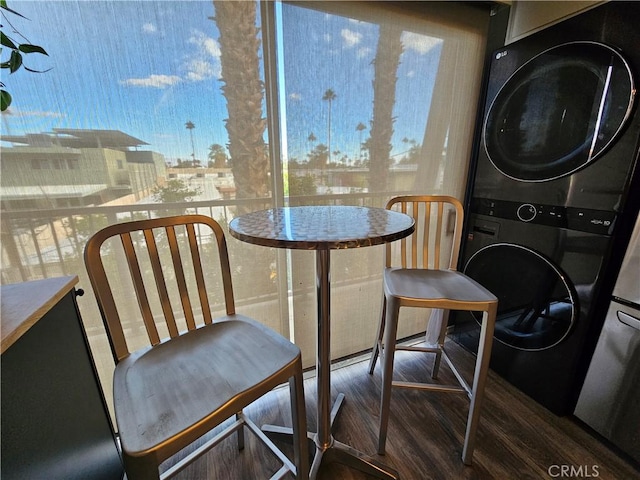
[0,1,489,411]
[31,158,50,170]
[278,1,489,360]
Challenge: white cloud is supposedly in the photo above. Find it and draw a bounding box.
[120,74,182,88]
[323,33,332,43]
[3,109,65,118]
[184,30,221,81]
[341,29,362,47]
[142,23,157,34]
[357,47,372,59]
[120,30,221,89]
[289,92,302,101]
[185,59,217,81]
[188,30,221,58]
[402,32,442,55]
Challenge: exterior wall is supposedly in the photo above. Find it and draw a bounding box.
[1,143,167,208]
[126,150,167,179]
[0,147,129,188]
[81,148,129,188]
[127,162,158,201]
[1,147,87,186]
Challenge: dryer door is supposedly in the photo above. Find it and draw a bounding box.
[464,243,577,351]
[484,41,635,182]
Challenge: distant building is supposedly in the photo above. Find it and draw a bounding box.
[1,129,166,210]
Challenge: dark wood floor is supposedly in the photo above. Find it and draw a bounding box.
[161,339,639,479]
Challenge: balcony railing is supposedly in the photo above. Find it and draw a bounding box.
[1,191,395,286]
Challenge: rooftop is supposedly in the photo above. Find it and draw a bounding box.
[1,129,149,150]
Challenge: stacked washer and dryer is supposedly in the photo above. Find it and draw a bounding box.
[453,2,640,417]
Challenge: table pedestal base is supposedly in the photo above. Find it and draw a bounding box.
[263,393,399,480]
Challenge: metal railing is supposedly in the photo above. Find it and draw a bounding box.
[0,191,394,286]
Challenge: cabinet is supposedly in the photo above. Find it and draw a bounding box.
[505,0,604,44]
[1,276,123,480]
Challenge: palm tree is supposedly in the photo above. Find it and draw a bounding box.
[369,24,403,194]
[185,120,196,163]
[213,1,268,210]
[208,143,228,168]
[322,89,337,165]
[356,122,367,162]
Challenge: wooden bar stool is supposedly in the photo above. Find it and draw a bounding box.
[368,195,497,465]
[85,215,309,480]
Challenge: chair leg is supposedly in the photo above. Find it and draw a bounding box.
[290,365,309,480]
[378,295,400,455]
[462,306,497,465]
[368,295,387,375]
[427,309,450,379]
[235,411,245,450]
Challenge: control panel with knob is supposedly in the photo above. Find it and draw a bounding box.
[517,203,537,222]
[470,197,617,235]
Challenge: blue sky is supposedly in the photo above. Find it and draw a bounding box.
[1,1,442,164]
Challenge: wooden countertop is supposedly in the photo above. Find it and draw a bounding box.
[1,276,78,354]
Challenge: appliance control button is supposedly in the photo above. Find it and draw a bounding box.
[517,203,537,222]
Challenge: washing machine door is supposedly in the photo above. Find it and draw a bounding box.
[484,41,635,182]
[464,243,577,351]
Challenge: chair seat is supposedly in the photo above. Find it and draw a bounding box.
[114,315,300,458]
[384,268,497,306]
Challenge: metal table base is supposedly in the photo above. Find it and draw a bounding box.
[264,250,398,480]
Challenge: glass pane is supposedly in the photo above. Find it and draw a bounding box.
[485,42,635,181]
[0,0,278,412]
[1,0,489,386]
[278,2,489,366]
[465,244,576,350]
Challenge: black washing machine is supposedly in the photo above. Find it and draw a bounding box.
[453,2,640,416]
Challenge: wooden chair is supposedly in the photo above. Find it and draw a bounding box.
[368,195,497,465]
[84,215,309,480]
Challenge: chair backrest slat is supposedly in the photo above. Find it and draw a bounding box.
[433,202,444,270]
[84,232,128,361]
[411,201,419,268]
[165,225,197,332]
[422,202,431,269]
[187,223,214,325]
[122,231,162,345]
[385,195,464,272]
[400,202,408,268]
[212,219,236,316]
[85,215,236,363]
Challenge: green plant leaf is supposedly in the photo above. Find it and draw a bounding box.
[9,49,22,73]
[18,44,48,55]
[1,89,12,111]
[0,1,28,18]
[1,31,18,50]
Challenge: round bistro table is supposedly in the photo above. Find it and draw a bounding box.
[229,205,414,480]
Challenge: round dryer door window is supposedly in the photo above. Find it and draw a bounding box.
[464,243,577,351]
[484,41,635,182]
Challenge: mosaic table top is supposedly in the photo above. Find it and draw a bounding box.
[228,205,415,250]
